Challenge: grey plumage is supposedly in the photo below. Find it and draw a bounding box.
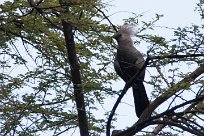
[113,25,149,117]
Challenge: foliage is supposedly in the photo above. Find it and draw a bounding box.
[0,0,204,136]
[0,0,115,135]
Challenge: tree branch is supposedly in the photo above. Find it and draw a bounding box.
[152,118,204,136]
[60,2,89,136]
[149,95,204,136]
[113,63,204,136]
[148,53,204,60]
[108,53,203,136]
[94,6,118,32]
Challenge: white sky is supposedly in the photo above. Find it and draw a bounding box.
[0,0,203,135]
[109,0,201,26]
[102,0,202,136]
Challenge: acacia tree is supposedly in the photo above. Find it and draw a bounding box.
[0,0,204,136]
[0,0,115,135]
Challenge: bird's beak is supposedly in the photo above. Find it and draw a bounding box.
[112,34,117,39]
[112,33,121,40]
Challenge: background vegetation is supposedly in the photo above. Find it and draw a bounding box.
[0,0,203,136]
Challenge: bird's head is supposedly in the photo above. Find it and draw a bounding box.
[112,24,136,44]
[112,33,122,40]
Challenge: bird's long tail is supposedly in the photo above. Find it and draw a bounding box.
[132,82,149,117]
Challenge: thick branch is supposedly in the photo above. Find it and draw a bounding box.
[113,64,204,136]
[60,5,89,136]
[149,96,203,136]
[109,54,203,136]
[152,119,204,136]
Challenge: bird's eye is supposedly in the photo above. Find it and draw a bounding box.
[118,34,122,38]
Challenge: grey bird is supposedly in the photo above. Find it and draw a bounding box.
[113,25,149,117]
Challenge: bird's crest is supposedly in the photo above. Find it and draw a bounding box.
[117,24,137,36]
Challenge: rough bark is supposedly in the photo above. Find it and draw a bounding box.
[61,20,89,136]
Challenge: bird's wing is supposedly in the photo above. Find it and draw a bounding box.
[114,55,128,82]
